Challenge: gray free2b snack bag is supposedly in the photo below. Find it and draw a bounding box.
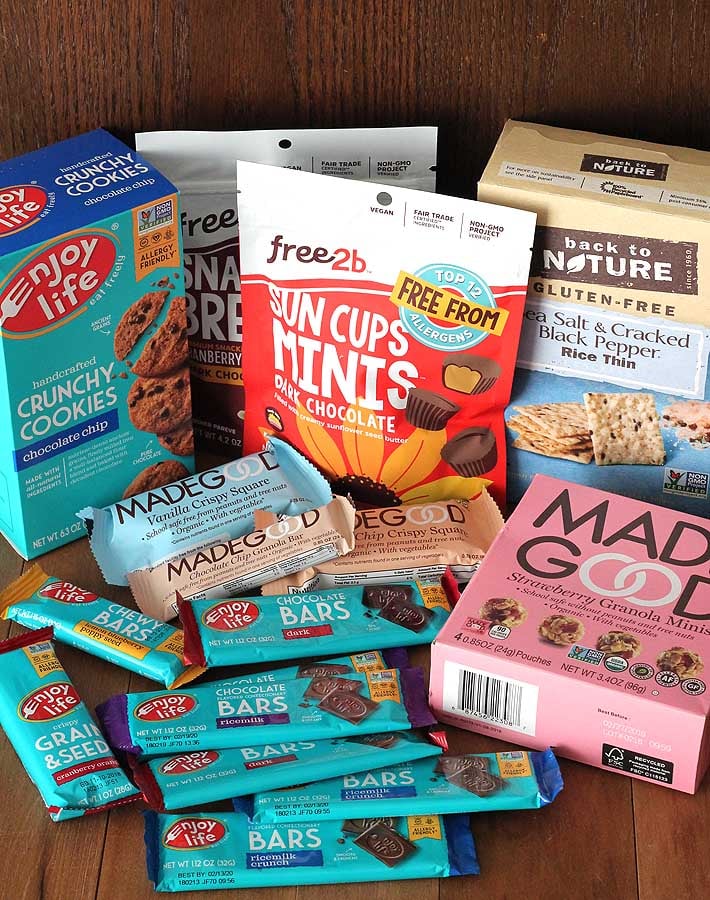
[136,128,438,455]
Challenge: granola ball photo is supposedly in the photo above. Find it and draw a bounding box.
[595,631,642,660]
[479,597,528,628]
[538,614,585,646]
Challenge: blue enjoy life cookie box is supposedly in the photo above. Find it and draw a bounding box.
[0,129,194,558]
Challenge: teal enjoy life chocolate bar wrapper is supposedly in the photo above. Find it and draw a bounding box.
[178,575,457,668]
[96,648,425,757]
[130,730,442,811]
[235,748,563,823]
[0,628,138,820]
[144,811,478,890]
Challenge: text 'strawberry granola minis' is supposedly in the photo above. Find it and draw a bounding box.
[0,129,192,559]
[236,161,536,509]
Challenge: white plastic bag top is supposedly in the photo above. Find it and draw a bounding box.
[235,160,537,288]
[135,127,437,192]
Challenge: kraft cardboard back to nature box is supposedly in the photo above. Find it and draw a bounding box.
[479,120,710,514]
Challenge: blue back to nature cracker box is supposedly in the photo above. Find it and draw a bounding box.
[0,129,193,559]
[479,121,710,514]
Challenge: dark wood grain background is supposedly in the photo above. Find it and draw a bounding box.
[1,3,709,898]
[1,0,709,196]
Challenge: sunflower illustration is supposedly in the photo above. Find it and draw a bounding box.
[262,399,491,506]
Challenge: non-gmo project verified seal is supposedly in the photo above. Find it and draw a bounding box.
[567,645,604,665]
[663,467,709,499]
[137,199,174,233]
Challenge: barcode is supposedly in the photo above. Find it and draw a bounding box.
[458,670,523,727]
[442,662,538,736]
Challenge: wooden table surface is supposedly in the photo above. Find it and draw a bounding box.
[0,530,708,900]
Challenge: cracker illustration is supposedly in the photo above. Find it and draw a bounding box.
[584,392,665,466]
[508,415,591,449]
[512,434,593,464]
[512,402,590,439]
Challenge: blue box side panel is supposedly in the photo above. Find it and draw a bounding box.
[0,341,28,555]
[0,129,179,257]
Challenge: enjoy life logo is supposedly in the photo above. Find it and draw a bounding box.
[0,231,118,336]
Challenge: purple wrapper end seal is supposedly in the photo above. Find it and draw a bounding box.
[382,647,410,670]
[444,814,479,876]
[96,694,142,755]
[232,796,254,818]
[401,667,437,729]
[144,810,161,888]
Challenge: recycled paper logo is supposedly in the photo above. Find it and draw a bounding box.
[162,817,226,850]
[0,185,49,236]
[603,746,625,769]
[663,467,709,499]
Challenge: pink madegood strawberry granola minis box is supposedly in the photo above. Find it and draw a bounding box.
[430,474,710,793]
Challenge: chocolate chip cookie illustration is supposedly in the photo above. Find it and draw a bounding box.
[656,647,704,680]
[113,290,169,360]
[538,614,584,646]
[596,631,642,659]
[128,367,191,434]
[132,296,189,377]
[479,597,528,628]
[122,460,190,499]
[158,423,195,457]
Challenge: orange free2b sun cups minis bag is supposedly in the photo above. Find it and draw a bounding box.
[237,162,536,508]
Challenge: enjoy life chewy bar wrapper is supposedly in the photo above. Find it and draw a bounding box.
[79,437,332,588]
[479,121,710,513]
[263,496,502,594]
[237,161,536,509]
[431,474,710,794]
[135,127,437,456]
[0,129,192,560]
[178,575,457,668]
[130,731,441,811]
[128,496,356,621]
[0,628,138,820]
[144,811,478,891]
[236,748,562,823]
[98,652,431,757]
[0,566,204,688]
